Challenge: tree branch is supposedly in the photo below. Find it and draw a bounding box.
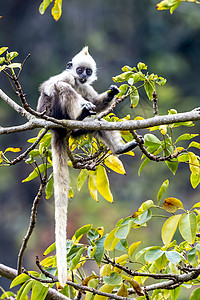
[17,176,47,275]
[0,264,70,300]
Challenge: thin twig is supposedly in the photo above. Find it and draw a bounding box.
[152,91,159,116]
[9,128,48,165]
[17,176,47,275]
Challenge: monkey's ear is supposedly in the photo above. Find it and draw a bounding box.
[66,61,73,69]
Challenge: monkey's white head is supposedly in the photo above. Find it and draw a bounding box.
[68,47,97,85]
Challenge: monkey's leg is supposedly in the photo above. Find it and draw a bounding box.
[95,130,140,155]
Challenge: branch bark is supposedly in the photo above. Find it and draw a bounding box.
[0,264,70,300]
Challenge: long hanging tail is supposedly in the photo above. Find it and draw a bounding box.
[51,129,69,287]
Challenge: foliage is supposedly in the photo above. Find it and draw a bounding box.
[3,180,200,300]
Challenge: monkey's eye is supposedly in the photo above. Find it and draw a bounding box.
[76,67,84,75]
[86,68,92,76]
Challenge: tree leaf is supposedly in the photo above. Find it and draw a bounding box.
[78,169,89,191]
[104,228,120,251]
[103,272,122,285]
[163,197,184,213]
[93,284,116,300]
[188,152,199,176]
[129,86,139,108]
[132,200,154,217]
[96,165,113,203]
[144,80,154,101]
[179,212,197,244]
[16,280,33,300]
[162,214,181,245]
[175,133,198,143]
[88,170,98,202]
[165,250,182,265]
[94,236,106,266]
[10,274,31,288]
[39,0,53,14]
[0,47,8,55]
[51,0,62,21]
[22,164,51,182]
[70,247,86,271]
[128,241,142,258]
[165,160,178,175]
[31,281,48,300]
[72,224,92,243]
[144,134,161,147]
[157,179,169,204]
[170,286,181,300]
[5,147,21,153]
[189,287,200,300]
[104,155,126,175]
[145,248,163,263]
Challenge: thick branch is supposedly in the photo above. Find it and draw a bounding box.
[0,264,69,300]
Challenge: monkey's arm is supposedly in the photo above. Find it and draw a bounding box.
[81,84,120,113]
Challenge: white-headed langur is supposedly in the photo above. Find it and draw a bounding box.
[37,47,141,287]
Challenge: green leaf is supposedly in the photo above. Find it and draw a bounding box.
[179,212,197,244]
[157,179,169,204]
[73,224,92,242]
[137,62,147,71]
[45,173,53,199]
[94,236,106,266]
[165,251,182,265]
[16,280,33,300]
[165,160,178,175]
[31,281,48,300]
[145,248,163,263]
[133,200,154,217]
[10,274,31,288]
[144,134,161,147]
[190,287,200,300]
[170,286,181,300]
[39,0,53,14]
[70,247,86,270]
[175,133,198,143]
[103,272,122,286]
[138,157,150,176]
[130,86,139,108]
[187,248,198,267]
[112,71,133,83]
[144,80,154,101]
[115,220,134,239]
[78,169,89,191]
[162,214,181,245]
[22,164,51,182]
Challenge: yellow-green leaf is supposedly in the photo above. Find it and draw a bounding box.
[179,212,197,244]
[96,165,113,203]
[163,197,184,213]
[132,200,154,217]
[104,155,126,175]
[188,152,199,176]
[51,0,62,21]
[5,147,21,153]
[117,283,128,297]
[0,47,8,55]
[78,169,89,191]
[128,241,142,258]
[31,281,48,300]
[104,228,120,251]
[162,214,181,245]
[157,179,169,204]
[93,284,116,300]
[88,170,98,202]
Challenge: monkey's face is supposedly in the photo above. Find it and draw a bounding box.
[76,66,93,84]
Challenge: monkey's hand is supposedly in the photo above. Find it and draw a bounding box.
[77,102,96,120]
[106,85,120,102]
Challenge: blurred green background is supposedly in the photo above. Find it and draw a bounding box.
[1,0,200,297]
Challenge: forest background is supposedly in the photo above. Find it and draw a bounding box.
[1,0,200,297]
